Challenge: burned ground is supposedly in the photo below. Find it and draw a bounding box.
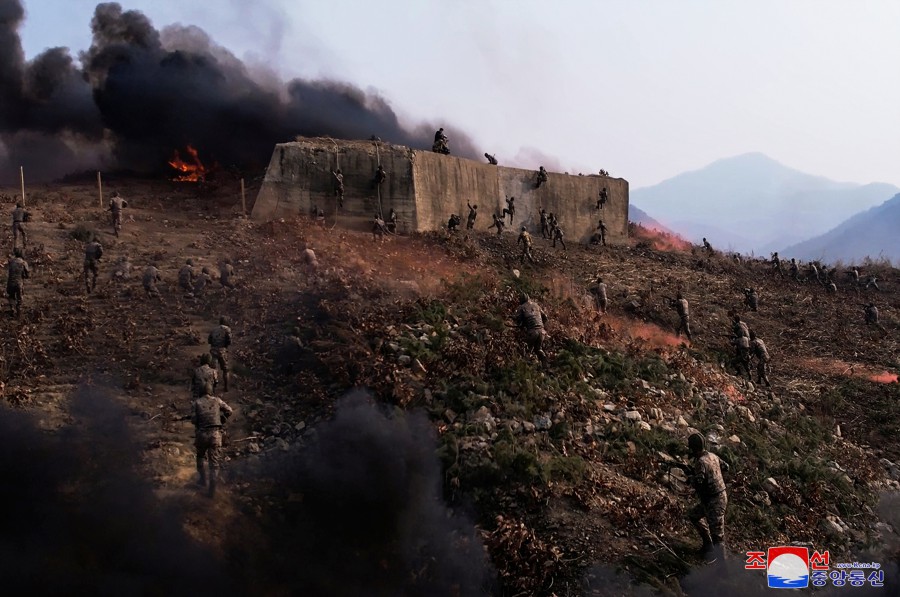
[0,179,897,596]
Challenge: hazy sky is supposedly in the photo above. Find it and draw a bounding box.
[16,0,900,189]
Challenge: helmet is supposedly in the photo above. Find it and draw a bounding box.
[688,432,705,454]
[15,201,22,208]
[13,247,23,258]
[518,293,529,304]
[202,266,210,274]
[596,276,603,283]
[186,258,194,266]
[521,226,526,231]
[200,353,212,366]
[219,316,229,326]
[749,330,757,340]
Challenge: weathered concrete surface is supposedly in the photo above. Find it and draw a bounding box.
[252,137,629,243]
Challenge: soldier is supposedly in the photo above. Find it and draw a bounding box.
[502,195,515,225]
[749,330,771,387]
[515,293,548,363]
[190,381,233,497]
[484,152,498,165]
[108,191,128,237]
[670,292,693,341]
[219,258,235,289]
[863,303,885,331]
[732,332,752,381]
[686,433,729,559]
[596,187,609,210]
[83,235,103,294]
[826,281,837,294]
[466,202,478,230]
[387,208,398,234]
[374,165,387,186]
[208,316,232,392]
[517,226,535,264]
[732,313,750,340]
[589,276,608,314]
[702,237,714,256]
[789,258,800,281]
[143,264,161,298]
[191,353,219,398]
[595,219,608,246]
[313,205,326,228]
[743,288,759,312]
[6,247,29,318]
[548,213,559,239]
[771,252,784,277]
[447,214,461,232]
[489,213,505,235]
[865,275,880,291]
[539,208,550,239]
[433,128,449,154]
[300,246,318,278]
[194,266,213,294]
[111,254,131,283]
[552,224,566,250]
[846,268,860,288]
[178,259,195,294]
[372,213,388,242]
[11,201,29,248]
[808,262,821,284]
[331,168,345,207]
[536,166,548,188]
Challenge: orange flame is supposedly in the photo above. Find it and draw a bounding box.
[168,144,207,182]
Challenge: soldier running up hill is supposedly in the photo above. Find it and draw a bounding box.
[771,252,784,277]
[669,292,693,341]
[515,293,548,364]
[219,258,236,289]
[191,353,219,398]
[6,247,29,318]
[108,191,128,237]
[11,202,30,249]
[743,288,759,312]
[83,236,103,294]
[142,264,161,298]
[179,259,195,294]
[589,276,608,314]
[191,381,232,498]
[208,316,233,392]
[749,330,771,387]
[517,226,535,264]
[685,433,729,561]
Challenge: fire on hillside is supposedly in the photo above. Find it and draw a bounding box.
[168,145,209,182]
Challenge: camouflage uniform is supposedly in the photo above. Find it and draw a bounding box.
[372,215,387,241]
[596,187,608,210]
[551,225,566,250]
[6,250,29,317]
[191,387,233,496]
[489,214,505,235]
[516,298,548,362]
[517,228,535,264]
[688,450,728,550]
[702,238,713,256]
[178,260,195,293]
[672,297,692,341]
[83,239,103,293]
[732,334,752,380]
[536,166,548,188]
[387,209,398,234]
[191,356,219,398]
[374,165,387,185]
[808,263,821,284]
[743,288,758,312]
[589,280,608,314]
[864,304,880,326]
[595,220,608,246]
[466,203,478,230]
[12,204,28,248]
[219,260,235,289]
[732,318,750,340]
[789,259,799,281]
[539,209,550,239]
[142,265,161,297]
[208,320,233,391]
[332,170,344,207]
[502,196,515,224]
[484,153,498,165]
[447,214,461,232]
[194,267,213,294]
[751,335,771,387]
[771,253,784,277]
[865,276,880,291]
[300,248,318,277]
[108,194,127,237]
[847,269,860,287]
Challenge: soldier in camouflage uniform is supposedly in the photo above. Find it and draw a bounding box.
[142,264,161,298]
[749,330,771,387]
[589,276,608,314]
[515,293,548,363]
[789,258,799,282]
[489,213,505,235]
[208,316,233,392]
[535,166,548,188]
[551,223,567,250]
[594,219,608,246]
[863,303,884,331]
[447,214,461,232]
[670,292,693,341]
[11,201,29,249]
[300,246,318,279]
[539,208,550,239]
[108,191,128,237]
[743,288,759,312]
[374,165,387,186]
[372,213,388,242]
[502,195,515,225]
[865,275,880,291]
[466,203,478,230]
[191,353,219,398]
[517,226,535,264]
[808,262,821,285]
[178,259,195,294]
[732,313,750,340]
[6,247,29,318]
[194,266,213,294]
[771,252,784,277]
[596,187,608,211]
[686,433,729,559]
[190,380,232,497]
[846,268,860,288]
[219,258,235,289]
[484,153,498,165]
[702,237,714,256]
[732,331,752,381]
[331,169,344,208]
[83,235,103,294]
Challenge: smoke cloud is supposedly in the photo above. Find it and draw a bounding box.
[249,393,494,596]
[0,0,477,183]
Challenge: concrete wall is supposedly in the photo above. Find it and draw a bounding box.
[253,137,629,243]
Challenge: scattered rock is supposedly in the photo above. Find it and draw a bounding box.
[624,410,642,422]
[762,477,780,494]
[443,409,458,424]
[522,421,536,433]
[753,491,771,506]
[677,416,689,427]
[603,403,617,413]
[397,355,411,366]
[534,414,552,431]
[638,421,652,432]
[294,421,306,431]
[727,434,741,445]
[820,517,844,537]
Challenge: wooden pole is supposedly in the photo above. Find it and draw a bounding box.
[240,178,246,215]
[19,166,25,206]
[97,171,103,208]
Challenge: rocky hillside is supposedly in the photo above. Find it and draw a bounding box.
[0,179,898,596]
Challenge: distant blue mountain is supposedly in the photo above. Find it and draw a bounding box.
[631,153,898,253]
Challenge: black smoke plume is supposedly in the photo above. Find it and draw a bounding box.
[0,0,477,183]
[0,387,237,595]
[248,393,494,596]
